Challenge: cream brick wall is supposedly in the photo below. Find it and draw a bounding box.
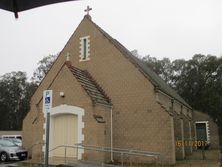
[23,65,111,162]
[23,16,180,165]
[157,88,194,160]
[173,115,185,160]
[156,91,172,112]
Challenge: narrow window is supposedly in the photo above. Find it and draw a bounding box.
[83,38,87,60]
[79,36,90,61]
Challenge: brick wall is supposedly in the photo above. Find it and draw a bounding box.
[23,16,178,165]
[157,89,193,159]
[23,66,111,162]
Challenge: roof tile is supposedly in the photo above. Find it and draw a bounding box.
[68,65,112,107]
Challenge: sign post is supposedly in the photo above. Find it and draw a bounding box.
[43,90,52,167]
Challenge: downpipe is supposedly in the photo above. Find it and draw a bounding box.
[110,107,114,162]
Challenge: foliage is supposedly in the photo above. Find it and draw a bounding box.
[0,72,37,130]
[31,54,57,85]
[142,54,222,138]
[0,54,57,130]
[142,55,173,84]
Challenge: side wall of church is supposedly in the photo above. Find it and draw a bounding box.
[157,92,193,159]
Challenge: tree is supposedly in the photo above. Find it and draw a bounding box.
[0,71,36,130]
[171,55,222,114]
[141,54,222,143]
[31,54,57,84]
[0,54,57,130]
[142,55,173,84]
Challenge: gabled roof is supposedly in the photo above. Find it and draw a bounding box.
[67,63,112,108]
[85,16,191,108]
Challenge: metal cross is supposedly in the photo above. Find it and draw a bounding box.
[84,5,92,15]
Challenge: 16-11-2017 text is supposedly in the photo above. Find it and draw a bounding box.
[175,140,208,147]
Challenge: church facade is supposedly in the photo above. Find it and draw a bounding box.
[22,14,218,165]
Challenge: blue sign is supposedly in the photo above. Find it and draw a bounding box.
[43,90,52,113]
[45,97,50,104]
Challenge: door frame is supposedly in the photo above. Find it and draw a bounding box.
[42,104,84,159]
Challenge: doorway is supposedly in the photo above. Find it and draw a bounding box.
[46,104,84,159]
[52,114,78,157]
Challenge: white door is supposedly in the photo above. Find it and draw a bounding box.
[52,114,78,157]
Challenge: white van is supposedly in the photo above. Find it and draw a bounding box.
[1,135,22,140]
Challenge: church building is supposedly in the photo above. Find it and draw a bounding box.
[22,12,219,165]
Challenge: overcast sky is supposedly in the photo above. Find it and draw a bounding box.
[0,0,222,78]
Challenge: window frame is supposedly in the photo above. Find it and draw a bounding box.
[79,36,90,61]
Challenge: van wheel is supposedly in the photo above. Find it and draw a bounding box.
[0,152,8,162]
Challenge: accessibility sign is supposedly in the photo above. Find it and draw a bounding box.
[43,90,52,113]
